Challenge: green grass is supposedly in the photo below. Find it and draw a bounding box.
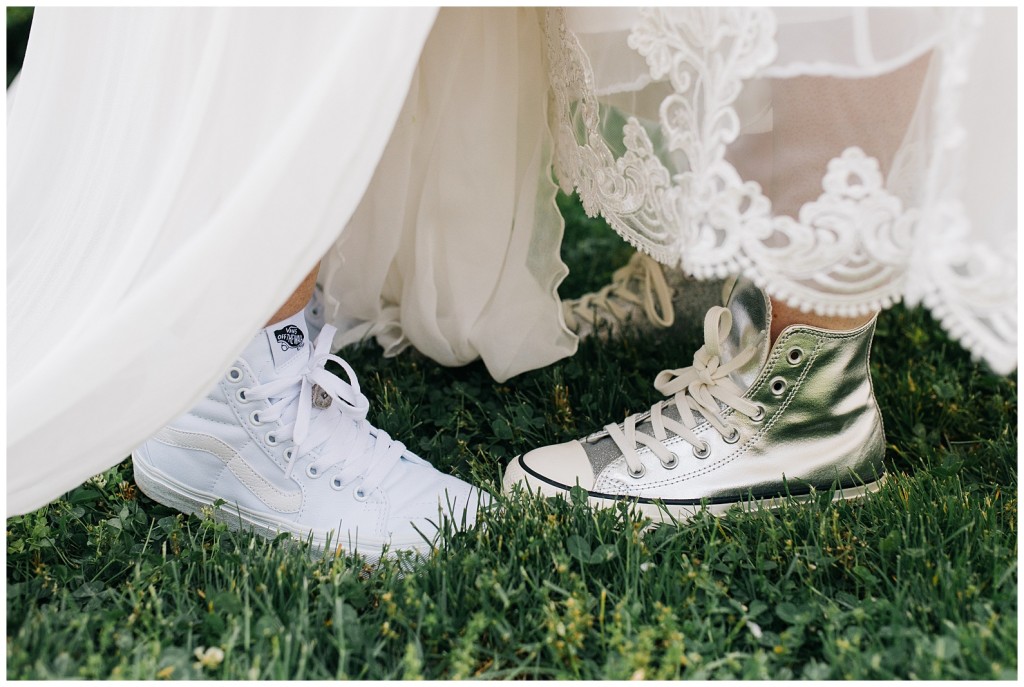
[5,11,1016,678]
[7,7,33,87]
[6,190,1017,679]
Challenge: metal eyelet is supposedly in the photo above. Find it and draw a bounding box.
[662,454,679,470]
[770,377,788,396]
[265,431,277,446]
[331,477,344,491]
[750,404,766,422]
[723,427,740,444]
[226,367,243,383]
[787,347,804,365]
[692,441,711,459]
[353,487,369,502]
[236,388,251,403]
[627,464,646,479]
[249,410,263,426]
[305,464,320,479]
[284,448,295,462]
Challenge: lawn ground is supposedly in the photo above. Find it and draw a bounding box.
[6,9,1017,679]
[7,191,1017,679]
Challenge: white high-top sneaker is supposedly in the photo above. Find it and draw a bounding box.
[505,279,887,522]
[304,283,326,342]
[133,311,486,559]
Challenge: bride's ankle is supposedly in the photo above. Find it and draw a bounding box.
[769,297,876,344]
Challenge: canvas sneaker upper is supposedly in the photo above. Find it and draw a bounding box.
[134,311,484,557]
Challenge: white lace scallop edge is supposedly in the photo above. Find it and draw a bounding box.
[544,7,1016,375]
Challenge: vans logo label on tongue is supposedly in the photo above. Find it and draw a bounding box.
[274,325,305,351]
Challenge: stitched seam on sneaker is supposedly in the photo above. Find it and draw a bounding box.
[153,428,302,513]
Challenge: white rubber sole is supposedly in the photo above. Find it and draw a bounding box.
[132,450,432,562]
[502,455,886,523]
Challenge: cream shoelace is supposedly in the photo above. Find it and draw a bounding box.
[606,306,764,477]
[243,325,413,495]
[562,252,675,333]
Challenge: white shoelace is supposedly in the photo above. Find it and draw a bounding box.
[243,325,413,495]
[562,252,675,332]
[606,306,764,476]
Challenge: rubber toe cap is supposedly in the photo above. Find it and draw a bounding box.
[503,440,595,496]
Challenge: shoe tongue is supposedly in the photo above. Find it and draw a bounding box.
[581,279,773,473]
[264,311,312,374]
[720,278,771,391]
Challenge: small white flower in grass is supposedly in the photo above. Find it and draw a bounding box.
[639,561,655,572]
[745,621,763,639]
[193,646,225,670]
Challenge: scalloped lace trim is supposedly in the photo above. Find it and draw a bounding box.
[545,7,1016,374]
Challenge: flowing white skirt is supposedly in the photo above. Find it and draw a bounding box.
[8,8,1015,515]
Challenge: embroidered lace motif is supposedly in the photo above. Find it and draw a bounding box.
[905,8,1017,376]
[544,8,1016,374]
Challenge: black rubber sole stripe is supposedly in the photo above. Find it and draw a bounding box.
[515,455,884,507]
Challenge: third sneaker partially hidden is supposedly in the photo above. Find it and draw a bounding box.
[561,252,677,340]
[504,278,887,522]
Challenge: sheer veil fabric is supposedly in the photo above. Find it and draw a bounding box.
[548,8,1015,374]
[320,9,575,383]
[7,8,1016,515]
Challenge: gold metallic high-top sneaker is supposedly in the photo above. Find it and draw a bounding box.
[505,278,887,522]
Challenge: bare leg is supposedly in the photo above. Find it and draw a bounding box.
[768,301,873,343]
[266,264,319,326]
[766,53,931,342]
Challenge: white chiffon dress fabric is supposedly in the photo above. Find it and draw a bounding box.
[7,7,1016,515]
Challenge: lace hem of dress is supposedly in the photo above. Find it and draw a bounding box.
[545,7,1016,374]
